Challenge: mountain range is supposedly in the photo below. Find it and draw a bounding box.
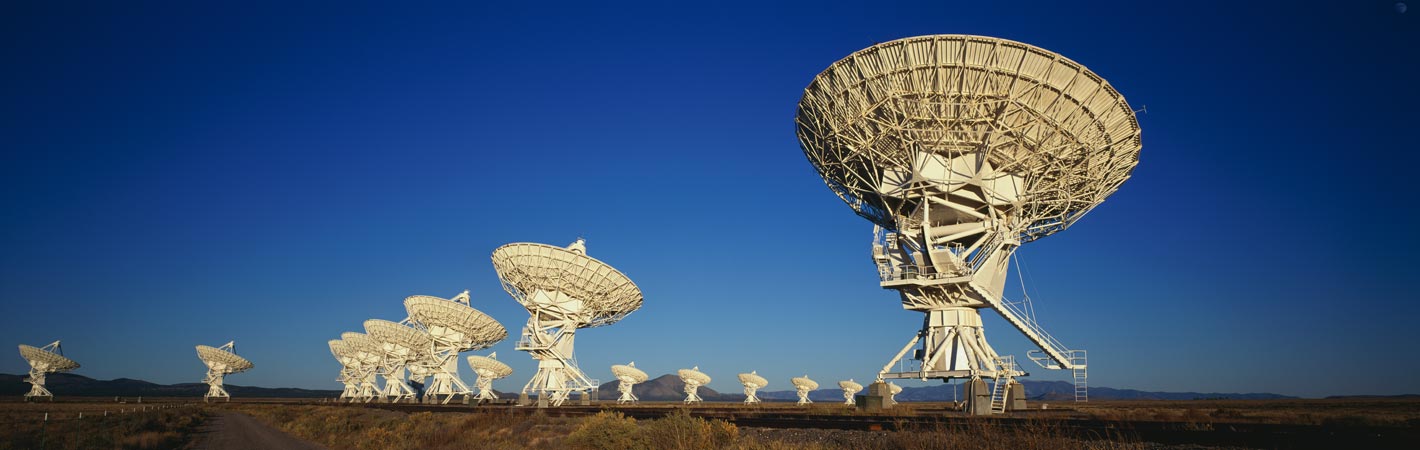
[0,373,340,398]
[3,372,1292,401]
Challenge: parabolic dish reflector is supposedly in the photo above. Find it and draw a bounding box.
[18,345,79,372]
[839,380,863,392]
[796,34,1142,241]
[196,345,253,374]
[340,332,384,365]
[467,355,513,378]
[678,368,711,385]
[491,243,642,328]
[364,319,433,359]
[404,295,506,351]
[792,376,819,390]
[612,364,648,383]
[738,372,768,389]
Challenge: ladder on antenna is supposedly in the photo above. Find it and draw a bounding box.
[989,355,1015,414]
[1072,351,1088,402]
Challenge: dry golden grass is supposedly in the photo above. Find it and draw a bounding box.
[1069,398,1420,427]
[0,401,204,450]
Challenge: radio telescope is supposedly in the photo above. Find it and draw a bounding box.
[738,371,768,404]
[792,375,818,405]
[467,352,513,404]
[340,332,384,402]
[839,379,863,405]
[611,362,648,404]
[492,239,643,407]
[678,366,711,404]
[404,291,507,404]
[888,381,903,405]
[365,319,432,403]
[196,341,253,402]
[795,35,1142,410]
[328,339,360,400]
[18,341,79,401]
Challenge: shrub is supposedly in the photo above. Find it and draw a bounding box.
[642,410,738,450]
[565,411,646,450]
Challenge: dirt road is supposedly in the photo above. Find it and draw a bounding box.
[190,411,328,450]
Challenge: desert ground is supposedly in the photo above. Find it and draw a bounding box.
[1,397,1416,449]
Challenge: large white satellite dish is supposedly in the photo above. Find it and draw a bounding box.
[738,371,768,405]
[404,290,507,404]
[196,341,253,402]
[796,34,1142,411]
[492,239,643,407]
[678,366,711,404]
[467,352,513,404]
[328,339,361,401]
[18,341,79,401]
[791,375,818,406]
[340,332,385,402]
[364,319,433,403]
[838,379,863,405]
[610,362,648,404]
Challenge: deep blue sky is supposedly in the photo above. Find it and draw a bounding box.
[2,1,1416,398]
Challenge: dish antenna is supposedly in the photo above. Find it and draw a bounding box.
[466,352,513,404]
[610,362,648,404]
[404,291,507,404]
[364,319,433,403]
[796,35,1142,411]
[195,341,253,402]
[738,371,768,404]
[791,375,818,405]
[678,366,711,404]
[839,379,863,405]
[888,381,903,405]
[18,341,79,401]
[340,332,385,402]
[328,339,360,401]
[492,239,643,407]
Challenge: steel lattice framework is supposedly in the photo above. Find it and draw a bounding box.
[797,35,1140,242]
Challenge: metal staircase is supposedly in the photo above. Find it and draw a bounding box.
[970,283,1089,402]
[989,355,1016,414]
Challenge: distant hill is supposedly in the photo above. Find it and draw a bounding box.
[593,374,734,402]
[0,373,340,398]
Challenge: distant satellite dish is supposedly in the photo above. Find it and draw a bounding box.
[18,341,79,401]
[838,379,863,405]
[738,371,768,404]
[365,319,433,403]
[611,362,648,404]
[888,381,903,405]
[791,375,818,406]
[404,291,507,404]
[328,339,362,401]
[196,341,253,402]
[492,239,643,407]
[467,352,514,404]
[340,332,385,402]
[678,366,711,404]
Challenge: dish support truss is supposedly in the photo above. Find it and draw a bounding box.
[515,316,599,407]
[742,386,761,404]
[683,380,705,404]
[616,377,639,404]
[22,341,65,401]
[795,385,814,405]
[871,226,1088,407]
